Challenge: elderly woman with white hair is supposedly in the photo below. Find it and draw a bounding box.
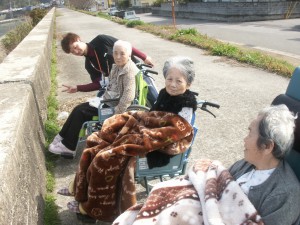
[147,56,198,168]
[229,104,300,225]
[102,40,139,114]
[111,104,300,225]
[49,40,139,156]
[150,55,198,123]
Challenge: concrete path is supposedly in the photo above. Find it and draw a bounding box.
[137,13,300,66]
[54,8,291,225]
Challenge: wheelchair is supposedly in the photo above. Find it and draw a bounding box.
[60,64,159,159]
[135,100,220,194]
[271,66,300,182]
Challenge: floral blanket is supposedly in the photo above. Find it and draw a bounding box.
[72,111,194,222]
[112,159,264,225]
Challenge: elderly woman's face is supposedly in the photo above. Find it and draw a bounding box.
[243,115,266,165]
[165,68,190,96]
[113,45,129,67]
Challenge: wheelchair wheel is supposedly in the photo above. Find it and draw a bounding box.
[126,104,150,112]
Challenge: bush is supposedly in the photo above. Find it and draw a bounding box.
[152,0,165,7]
[211,44,238,57]
[118,0,130,9]
[29,8,48,26]
[111,16,127,25]
[170,28,198,39]
[97,12,110,19]
[1,8,48,55]
[1,19,33,53]
[126,20,145,28]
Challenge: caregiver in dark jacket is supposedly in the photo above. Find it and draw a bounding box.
[60,32,153,93]
[229,104,300,225]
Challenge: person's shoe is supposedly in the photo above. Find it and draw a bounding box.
[51,134,63,145]
[67,200,80,213]
[48,141,75,156]
[57,187,74,196]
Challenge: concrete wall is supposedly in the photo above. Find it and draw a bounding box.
[152,1,300,22]
[0,8,55,225]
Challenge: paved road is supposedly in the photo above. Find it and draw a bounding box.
[138,13,300,64]
[0,19,20,37]
[55,8,291,224]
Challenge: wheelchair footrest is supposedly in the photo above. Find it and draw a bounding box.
[60,152,75,159]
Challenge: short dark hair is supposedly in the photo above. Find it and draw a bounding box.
[61,32,80,53]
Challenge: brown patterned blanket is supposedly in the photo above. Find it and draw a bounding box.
[72,111,194,222]
[112,159,264,225]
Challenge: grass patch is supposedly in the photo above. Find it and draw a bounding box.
[44,195,61,225]
[1,8,48,54]
[43,28,61,225]
[125,20,145,28]
[95,11,295,78]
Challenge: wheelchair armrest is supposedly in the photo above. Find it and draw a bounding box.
[100,98,120,104]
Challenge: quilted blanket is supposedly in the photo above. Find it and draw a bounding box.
[112,159,264,225]
[72,111,194,222]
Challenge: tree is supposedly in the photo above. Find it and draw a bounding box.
[118,0,129,9]
[68,0,94,10]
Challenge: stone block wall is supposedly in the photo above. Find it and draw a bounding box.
[152,1,300,21]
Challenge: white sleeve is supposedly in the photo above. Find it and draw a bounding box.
[178,107,193,124]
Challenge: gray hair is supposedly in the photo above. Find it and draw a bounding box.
[257,104,296,159]
[113,40,132,56]
[163,56,195,85]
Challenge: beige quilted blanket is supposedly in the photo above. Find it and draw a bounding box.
[112,159,264,225]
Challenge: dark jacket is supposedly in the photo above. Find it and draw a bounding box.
[85,34,117,81]
[146,89,198,168]
[85,35,140,82]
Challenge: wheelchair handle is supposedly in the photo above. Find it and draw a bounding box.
[135,62,158,75]
[198,100,220,118]
[136,62,152,69]
[100,98,120,104]
[144,69,158,75]
[202,101,220,109]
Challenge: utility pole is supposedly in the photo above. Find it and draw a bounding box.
[9,0,13,19]
[171,0,176,29]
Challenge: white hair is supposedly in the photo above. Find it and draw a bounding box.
[163,56,195,85]
[113,40,132,56]
[258,104,296,159]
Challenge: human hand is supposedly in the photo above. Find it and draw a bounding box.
[144,56,154,67]
[62,84,77,93]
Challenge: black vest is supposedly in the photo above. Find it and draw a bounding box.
[147,88,198,168]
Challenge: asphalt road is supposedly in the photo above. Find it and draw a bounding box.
[54,8,291,224]
[137,13,300,64]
